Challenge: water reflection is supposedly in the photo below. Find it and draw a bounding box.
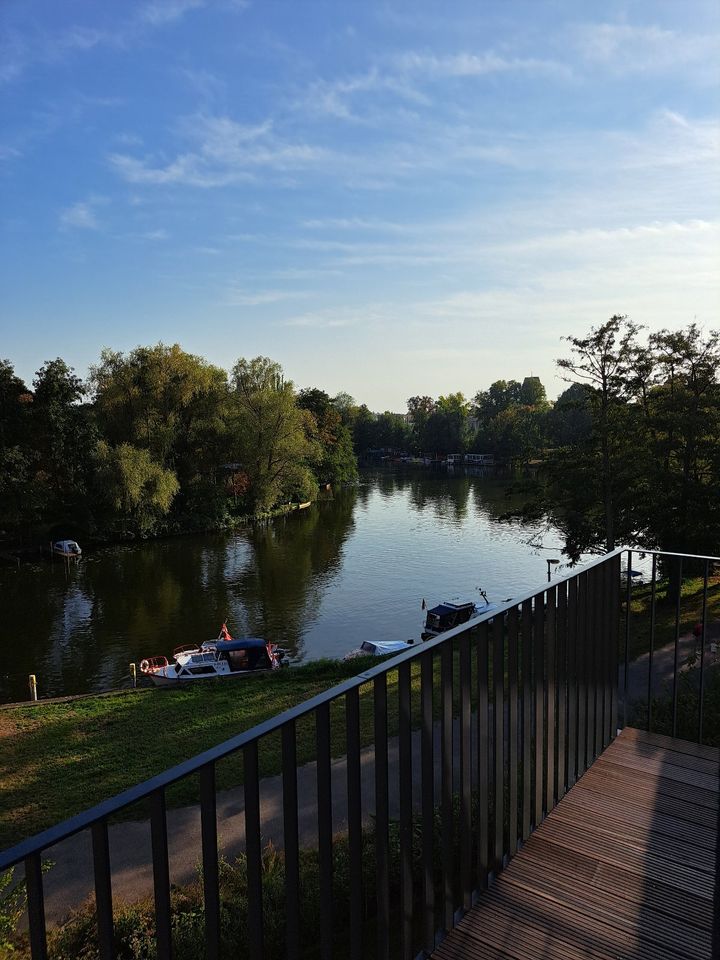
[0,471,575,701]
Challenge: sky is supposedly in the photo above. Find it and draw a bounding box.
[1,0,718,409]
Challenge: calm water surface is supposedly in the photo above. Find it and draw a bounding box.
[0,471,585,702]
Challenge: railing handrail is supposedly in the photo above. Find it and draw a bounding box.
[634,548,720,564]
[0,546,625,871]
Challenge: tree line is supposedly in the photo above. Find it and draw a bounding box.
[2,316,717,560]
[0,346,357,541]
[347,317,720,560]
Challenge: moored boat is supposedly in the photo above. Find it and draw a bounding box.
[344,638,417,660]
[421,593,498,640]
[52,539,82,559]
[140,624,286,686]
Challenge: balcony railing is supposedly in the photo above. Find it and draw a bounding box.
[1,548,717,959]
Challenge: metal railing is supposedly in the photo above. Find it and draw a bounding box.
[3,547,714,959]
[622,548,719,744]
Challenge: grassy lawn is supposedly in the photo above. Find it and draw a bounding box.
[622,572,720,662]
[1,647,482,849]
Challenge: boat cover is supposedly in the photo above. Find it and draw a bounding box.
[428,603,472,617]
[217,637,267,651]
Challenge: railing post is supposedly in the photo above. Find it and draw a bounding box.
[315,702,333,960]
[647,554,658,733]
[346,687,363,960]
[199,763,220,960]
[374,674,390,960]
[150,789,172,960]
[672,556,683,737]
[421,651,435,952]
[623,549,632,728]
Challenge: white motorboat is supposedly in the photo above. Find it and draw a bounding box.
[53,539,82,559]
[140,625,285,686]
[344,638,417,660]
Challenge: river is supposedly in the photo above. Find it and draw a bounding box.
[0,470,586,702]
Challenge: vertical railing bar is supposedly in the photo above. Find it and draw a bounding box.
[603,558,613,748]
[623,549,632,728]
[556,582,567,800]
[459,633,472,910]
[594,565,605,758]
[520,600,532,841]
[374,674,390,960]
[346,688,363,960]
[545,586,556,814]
[91,820,115,960]
[577,572,587,776]
[150,788,173,960]
[647,554,658,733]
[199,763,220,960]
[282,721,300,960]
[698,560,709,744]
[476,623,490,888]
[609,554,620,742]
[533,594,545,827]
[441,642,454,934]
[316,702,333,960]
[672,557,683,738]
[421,652,435,951]
[25,852,48,960]
[507,607,519,856]
[398,662,413,960]
[244,741,264,960]
[586,568,597,765]
[493,617,504,871]
[566,577,578,788]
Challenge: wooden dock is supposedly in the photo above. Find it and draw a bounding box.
[433,727,719,960]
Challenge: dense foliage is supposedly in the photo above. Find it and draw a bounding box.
[0,346,358,542]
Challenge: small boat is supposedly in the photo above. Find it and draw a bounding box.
[344,638,417,660]
[53,539,82,559]
[140,624,286,686]
[421,593,499,640]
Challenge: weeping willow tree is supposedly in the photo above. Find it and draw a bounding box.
[230,357,319,513]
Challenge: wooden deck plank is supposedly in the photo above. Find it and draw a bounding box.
[432,729,719,960]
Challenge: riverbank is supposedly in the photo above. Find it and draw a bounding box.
[0,497,322,565]
[0,656,389,849]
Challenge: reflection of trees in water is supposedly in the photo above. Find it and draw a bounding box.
[237,491,357,658]
[408,474,471,523]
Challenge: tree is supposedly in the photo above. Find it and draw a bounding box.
[31,358,95,512]
[298,387,358,485]
[557,316,640,550]
[96,442,179,536]
[230,357,318,512]
[90,343,229,479]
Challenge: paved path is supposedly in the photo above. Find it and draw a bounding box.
[33,631,720,925]
[38,721,466,924]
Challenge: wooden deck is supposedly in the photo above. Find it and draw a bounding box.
[434,728,719,960]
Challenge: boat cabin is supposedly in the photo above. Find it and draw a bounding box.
[214,637,273,672]
[423,600,476,637]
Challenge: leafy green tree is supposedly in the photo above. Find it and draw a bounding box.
[31,358,96,515]
[96,441,180,536]
[298,388,358,485]
[230,357,318,512]
[557,316,640,550]
[90,343,229,480]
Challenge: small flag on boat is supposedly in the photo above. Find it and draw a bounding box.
[421,598,426,610]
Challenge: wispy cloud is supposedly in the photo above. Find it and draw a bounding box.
[572,22,720,78]
[395,50,571,80]
[139,0,206,26]
[59,201,102,230]
[224,287,313,306]
[109,114,330,187]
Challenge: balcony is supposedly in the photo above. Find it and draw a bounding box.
[2,549,718,959]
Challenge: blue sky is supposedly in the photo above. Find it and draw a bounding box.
[1,0,718,408]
